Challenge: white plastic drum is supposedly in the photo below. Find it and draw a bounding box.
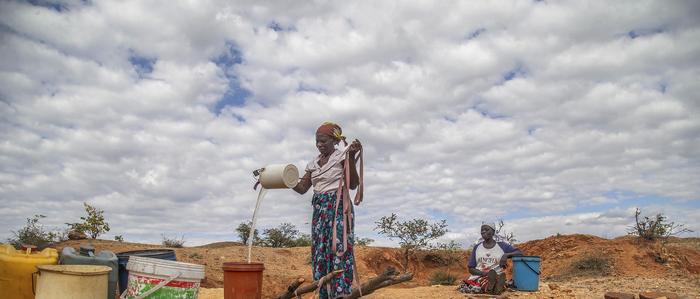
[259,164,299,189]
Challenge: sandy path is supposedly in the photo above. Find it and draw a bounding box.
[197,275,700,299]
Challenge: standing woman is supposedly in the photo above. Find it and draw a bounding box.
[293,122,363,299]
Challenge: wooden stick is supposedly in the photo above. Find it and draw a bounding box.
[272,278,305,299]
[273,270,343,299]
[345,272,414,299]
[272,267,414,299]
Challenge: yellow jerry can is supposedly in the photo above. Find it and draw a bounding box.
[0,244,59,299]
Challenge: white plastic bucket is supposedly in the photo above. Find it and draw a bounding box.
[259,164,299,189]
[120,256,204,299]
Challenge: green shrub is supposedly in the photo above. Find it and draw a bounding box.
[429,270,457,285]
[161,234,185,248]
[571,255,611,275]
[114,235,124,242]
[261,223,299,247]
[292,233,312,247]
[65,203,110,239]
[355,237,374,246]
[235,221,260,245]
[375,213,448,272]
[7,215,62,249]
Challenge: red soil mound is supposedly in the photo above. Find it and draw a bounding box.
[518,234,700,279]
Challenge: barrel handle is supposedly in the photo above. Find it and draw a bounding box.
[119,271,181,299]
[522,260,541,276]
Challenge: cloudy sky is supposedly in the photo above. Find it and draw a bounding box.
[1,0,699,247]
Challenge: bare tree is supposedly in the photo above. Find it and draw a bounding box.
[374,213,448,272]
[496,219,517,244]
[628,208,693,243]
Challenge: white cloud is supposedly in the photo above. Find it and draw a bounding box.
[1,0,698,246]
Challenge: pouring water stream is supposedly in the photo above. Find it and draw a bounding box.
[247,187,267,263]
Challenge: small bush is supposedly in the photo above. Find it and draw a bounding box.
[188,253,203,259]
[571,256,611,275]
[114,235,124,242]
[8,215,62,249]
[292,233,312,247]
[374,213,448,272]
[356,237,374,246]
[628,208,692,241]
[429,270,457,285]
[235,221,260,245]
[65,203,110,239]
[162,234,185,248]
[261,223,299,248]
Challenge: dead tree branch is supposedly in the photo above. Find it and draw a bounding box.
[272,267,414,299]
[273,270,343,299]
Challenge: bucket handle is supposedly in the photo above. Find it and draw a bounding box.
[521,260,541,276]
[119,271,182,299]
[31,271,39,295]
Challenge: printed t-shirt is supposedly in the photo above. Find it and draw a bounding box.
[467,241,518,279]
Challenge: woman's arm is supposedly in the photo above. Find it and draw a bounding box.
[499,249,523,266]
[469,267,487,276]
[347,139,362,190]
[292,171,312,194]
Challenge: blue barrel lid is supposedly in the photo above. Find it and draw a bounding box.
[116,249,176,260]
[512,255,541,261]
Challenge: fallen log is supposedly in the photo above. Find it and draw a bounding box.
[345,268,413,299]
[273,270,343,299]
[273,267,413,299]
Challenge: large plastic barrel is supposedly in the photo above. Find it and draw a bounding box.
[122,256,204,299]
[0,244,58,299]
[512,256,541,291]
[116,249,176,295]
[60,244,118,299]
[35,264,111,299]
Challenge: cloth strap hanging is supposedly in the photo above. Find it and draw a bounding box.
[331,147,364,296]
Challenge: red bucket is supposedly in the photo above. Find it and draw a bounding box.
[222,262,264,299]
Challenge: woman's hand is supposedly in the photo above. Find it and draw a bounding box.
[348,139,362,155]
[499,255,508,268]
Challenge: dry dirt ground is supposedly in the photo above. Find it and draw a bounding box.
[53,235,700,298]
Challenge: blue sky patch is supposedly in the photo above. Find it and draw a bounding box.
[627,28,664,39]
[213,41,250,114]
[503,64,526,81]
[659,82,667,93]
[28,0,68,12]
[213,41,243,68]
[267,21,295,32]
[297,82,327,94]
[527,126,538,135]
[215,82,251,113]
[467,28,486,40]
[128,51,156,77]
[471,104,508,119]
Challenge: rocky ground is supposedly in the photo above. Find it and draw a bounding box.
[53,235,700,298]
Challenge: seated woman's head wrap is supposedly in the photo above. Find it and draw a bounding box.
[316,122,347,145]
[481,221,496,231]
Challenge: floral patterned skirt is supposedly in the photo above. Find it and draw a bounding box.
[312,191,355,299]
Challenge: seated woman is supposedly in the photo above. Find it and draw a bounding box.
[459,222,522,295]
